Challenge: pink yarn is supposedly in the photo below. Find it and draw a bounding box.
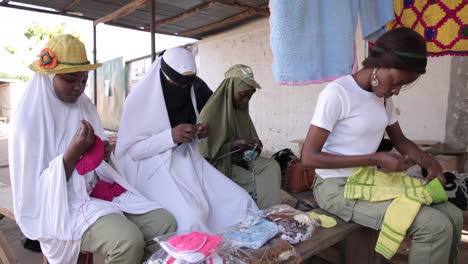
[168,232,221,256]
[76,135,105,175]
[90,180,127,202]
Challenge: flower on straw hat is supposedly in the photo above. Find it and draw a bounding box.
[38,48,58,70]
[29,34,102,74]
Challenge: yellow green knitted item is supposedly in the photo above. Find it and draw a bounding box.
[307,212,337,228]
[344,167,448,260]
[426,178,448,203]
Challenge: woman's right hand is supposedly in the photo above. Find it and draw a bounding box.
[231,138,257,150]
[172,124,197,143]
[373,152,414,172]
[64,120,95,164]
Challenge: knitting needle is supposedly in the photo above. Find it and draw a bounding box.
[210,148,243,162]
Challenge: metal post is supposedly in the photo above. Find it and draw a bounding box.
[93,24,97,106]
[150,0,156,62]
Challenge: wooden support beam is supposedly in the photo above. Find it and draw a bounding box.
[62,0,80,13]
[93,24,97,107]
[217,0,269,16]
[94,0,150,26]
[150,0,156,62]
[178,8,257,37]
[142,1,218,31]
[156,1,218,27]
[142,1,268,32]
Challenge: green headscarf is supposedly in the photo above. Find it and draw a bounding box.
[199,78,258,177]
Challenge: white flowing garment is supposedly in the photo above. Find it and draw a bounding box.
[9,73,161,264]
[114,47,257,232]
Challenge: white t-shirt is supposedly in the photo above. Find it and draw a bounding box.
[310,75,398,178]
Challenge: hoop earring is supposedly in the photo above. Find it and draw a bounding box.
[371,68,379,87]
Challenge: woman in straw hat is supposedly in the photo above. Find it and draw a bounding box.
[199,64,281,209]
[113,47,257,233]
[9,34,176,264]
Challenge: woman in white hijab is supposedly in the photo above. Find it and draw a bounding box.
[9,34,176,264]
[114,47,257,232]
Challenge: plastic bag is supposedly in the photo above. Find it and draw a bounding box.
[220,237,302,264]
[223,220,278,249]
[144,249,169,264]
[146,238,302,264]
[263,204,319,244]
[223,208,278,249]
[144,249,223,264]
[152,231,224,264]
[240,208,265,226]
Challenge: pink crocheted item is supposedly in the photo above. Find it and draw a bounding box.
[113,183,126,197]
[168,232,221,256]
[76,135,104,175]
[90,180,127,201]
[90,180,114,201]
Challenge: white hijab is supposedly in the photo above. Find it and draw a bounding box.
[9,73,107,239]
[9,73,159,263]
[114,48,258,233]
[114,47,198,185]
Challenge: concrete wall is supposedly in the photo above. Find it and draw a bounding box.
[196,17,453,155]
[445,56,468,150]
[392,56,451,144]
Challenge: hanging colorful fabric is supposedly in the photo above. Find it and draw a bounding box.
[387,0,468,56]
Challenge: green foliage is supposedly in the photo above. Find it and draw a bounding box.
[24,22,64,41]
[0,72,30,82]
[23,22,81,47]
[2,22,81,77]
[3,46,16,54]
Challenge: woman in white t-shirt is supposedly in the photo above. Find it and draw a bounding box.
[302,28,463,264]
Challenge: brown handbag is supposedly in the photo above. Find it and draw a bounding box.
[286,159,315,193]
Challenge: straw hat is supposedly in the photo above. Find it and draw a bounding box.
[29,34,102,74]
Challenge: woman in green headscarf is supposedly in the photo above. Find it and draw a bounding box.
[199,64,281,209]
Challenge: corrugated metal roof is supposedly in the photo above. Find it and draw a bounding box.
[1,0,269,39]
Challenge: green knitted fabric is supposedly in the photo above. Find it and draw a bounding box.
[426,178,448,203]
[345,167,449,260]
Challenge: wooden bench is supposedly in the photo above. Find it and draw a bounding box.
[0,182,93,264]
[294,208,384,264]
[289,190,319,210]
[0,182,16,264]
[285,189,386,263]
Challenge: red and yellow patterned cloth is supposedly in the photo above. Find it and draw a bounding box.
[387,0,468,56]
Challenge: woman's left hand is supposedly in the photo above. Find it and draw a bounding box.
[423,157,446,185]
[195,123,210,139]
[253,139,263,151]
[103,140,112,162]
